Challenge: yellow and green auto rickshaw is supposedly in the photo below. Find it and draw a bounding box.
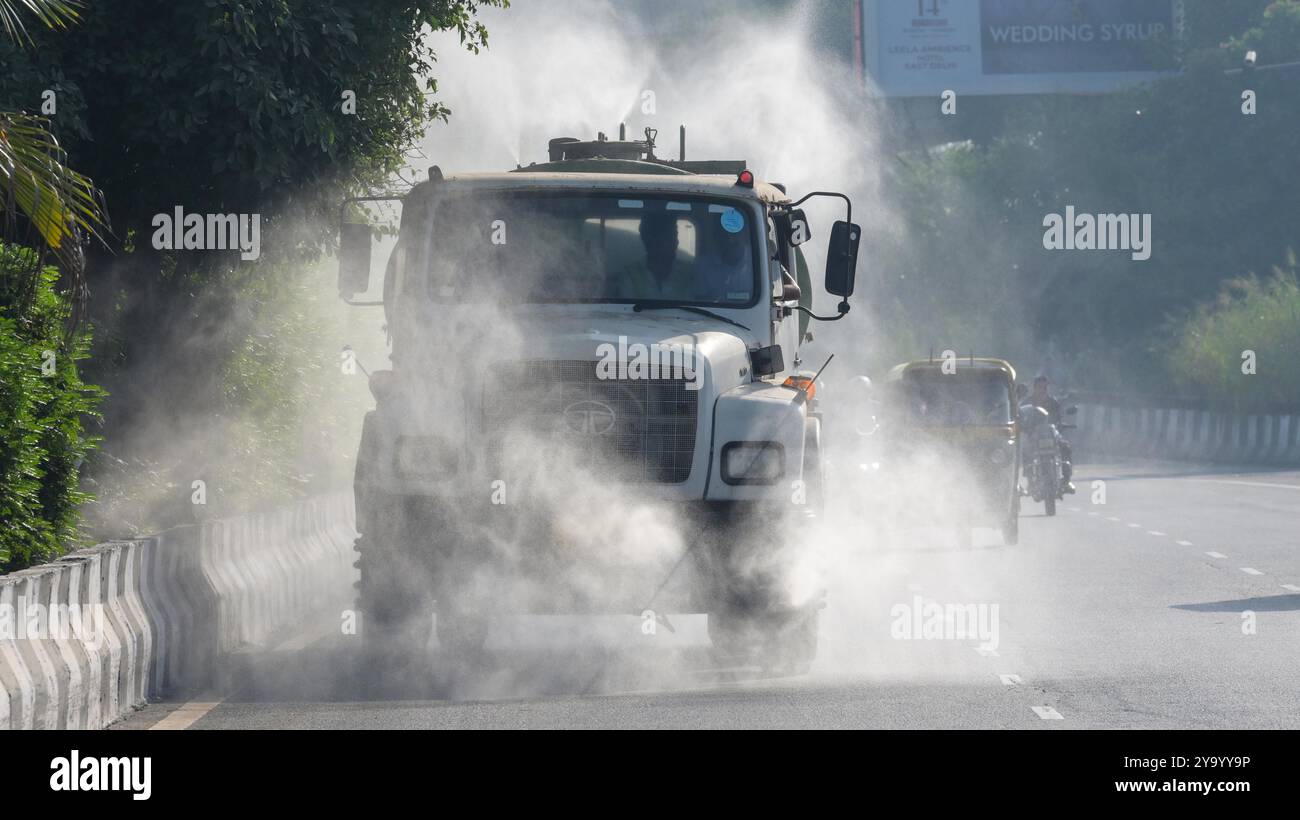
[879,358,1021,546]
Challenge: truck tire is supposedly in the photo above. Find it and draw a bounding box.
[435,605,491,655]
[998,493,1019,545]
[1002,496,1020,546]
[708,607,819,675]
[354,532,430,640]
[357,529,491,655]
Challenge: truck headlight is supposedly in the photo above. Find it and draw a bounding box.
[721,441,784,485]
[394,435,459,478]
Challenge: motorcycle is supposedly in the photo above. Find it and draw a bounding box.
[1018,403,1077,516]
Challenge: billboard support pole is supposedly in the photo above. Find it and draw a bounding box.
[854,0,864,87]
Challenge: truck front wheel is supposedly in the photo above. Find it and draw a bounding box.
[708,607,819,675]
[354,533,431,640]
[1002,495,1020,546]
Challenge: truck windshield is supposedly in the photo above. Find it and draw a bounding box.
[889,372,1013,427]
[415,192,760,307]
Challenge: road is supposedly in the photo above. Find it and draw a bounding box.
[112,461,1300,729]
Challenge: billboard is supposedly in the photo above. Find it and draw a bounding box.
[863,0,1182,97]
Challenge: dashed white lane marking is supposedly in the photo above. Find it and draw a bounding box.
[999,674,1023,686]
[906,583,924,592]
[150,700,223,730]
[1186,479,1300,491]
[975,647,1000,658]
[1088,511,1100,517]
[1176,540,1193,546]
[1282,585,1300,593]
[1240,568,1264,576]
[1206,551,1227,559]
[1068,506,1082,512]
[1105,517,1120,522]
[1127,523,1143,528]
[1147,530,1166,536]
[1032,706,1064,720]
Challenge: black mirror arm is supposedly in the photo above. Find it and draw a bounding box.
[788,191,852,226]
[795,302,851,322]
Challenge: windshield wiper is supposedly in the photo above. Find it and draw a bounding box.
[631,302,751,332]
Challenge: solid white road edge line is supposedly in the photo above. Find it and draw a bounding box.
[149,699,224,730]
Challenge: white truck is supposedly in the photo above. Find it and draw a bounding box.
[338,129,860,672]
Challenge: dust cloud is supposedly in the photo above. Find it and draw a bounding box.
[283,0,1026,702]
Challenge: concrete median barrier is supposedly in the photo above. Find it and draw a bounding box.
[0,492,356,730]
[1074,404,1300,467]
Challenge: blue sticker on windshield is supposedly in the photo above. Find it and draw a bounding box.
[720,208,745,234]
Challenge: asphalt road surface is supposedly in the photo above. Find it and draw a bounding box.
[113,461,1300,730]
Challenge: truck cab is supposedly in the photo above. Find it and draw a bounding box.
[338,129,859,671]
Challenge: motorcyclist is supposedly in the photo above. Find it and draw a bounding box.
[1028,375,1075,494]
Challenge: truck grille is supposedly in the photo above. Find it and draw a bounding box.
[482,360,698,483]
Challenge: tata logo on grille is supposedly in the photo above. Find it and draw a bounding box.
[563,401,616,435]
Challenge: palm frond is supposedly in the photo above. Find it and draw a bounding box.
[0,113,108,316]
[0,0,81,46]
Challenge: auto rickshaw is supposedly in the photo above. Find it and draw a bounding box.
[878,358,1021,546]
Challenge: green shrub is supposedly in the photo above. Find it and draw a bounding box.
[78,257,373,538]
[1159,254,1300,412]
[215,261,370,511]
[0,243,104,572]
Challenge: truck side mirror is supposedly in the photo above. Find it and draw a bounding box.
[825,220,860,298]
[339,222,374,297]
